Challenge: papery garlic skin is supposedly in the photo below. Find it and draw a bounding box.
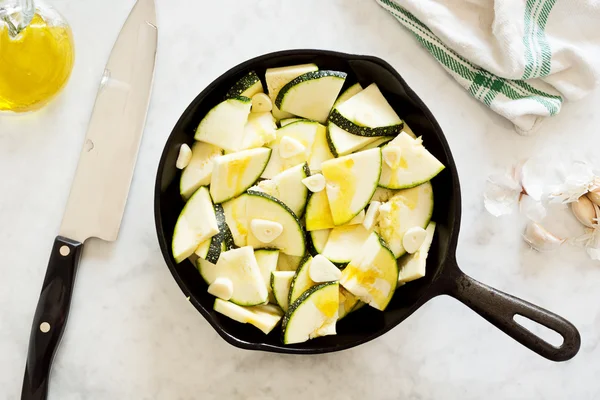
[484,173,521,216]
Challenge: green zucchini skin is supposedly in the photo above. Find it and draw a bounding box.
[281,281,338,343]
[225,71,261,99]
[325,124,340,158]
[205,204,236,263]
[328,109,403,137]
[275,70,348,109]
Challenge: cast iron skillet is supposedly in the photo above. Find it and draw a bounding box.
[154,50,581,361]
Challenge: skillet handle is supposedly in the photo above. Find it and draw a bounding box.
[445,268,580,362]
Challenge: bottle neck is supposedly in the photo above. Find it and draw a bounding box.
[1,0,35,37]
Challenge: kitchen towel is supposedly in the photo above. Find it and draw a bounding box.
[375,0,600,135]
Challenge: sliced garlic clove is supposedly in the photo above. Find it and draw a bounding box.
[251,93,272,113]
[346,210,365,225]
[176,143,192,169]
[382,145,402,169]
[208,277,234,300]
[522,222,564,252]
[302,174,326,193]
[402,226,427,254]
[279,136,306,159]
[362,201,381,231]
[571,195,597,228]
[309,255,342,282]
[250,219,283,244]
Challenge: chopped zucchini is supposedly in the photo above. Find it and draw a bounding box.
[288,255,315,304]
[340,232,398,311]
[241,112,277,149]
[255,249,280,298]
[225,71,264,99]
[377,182,434,258]
[321,148,382,225]
[253,162,310,217]
[333,82,363,109]
[222,194,249,247]
[180,142,223,200]
[305,190,335,231]
[308,122,334,172]
[309,229,330,254]
[321,224,370,264]
[276,70,347,123]
[378,132,445,189]
[327,122,380,157]
[265,63,319,120]
[282,281,339,344]
[210,148,271,203]
[277,253,304,271]
[214,299,283,334]
[246,191,306,257]
[194,97,252,152]
[331,83,404,137]
[338,286,361,320]
[172,187,219,263]
[280,117,304,127]
[271,271,296,312]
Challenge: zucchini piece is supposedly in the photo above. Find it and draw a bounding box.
[210,147,272,203]
[280,117,304,127]
[327,122,380,157]
[357,136,394,151]
[370,187,397,203]
[333,82,363,109]
[276,70,347,123]
[377,182,434,258]
[209,246,268,306]
[282,281,339,344]
[194,97,252,152]
[309,229,330,254]
[246,191,306,257]
[172,187,219,263]
[288,255,315,304]
[340,232,398,311]
[397,221,436,284]
[241,111,277,150]
[194,239,211,259]
[253,162,310,217]
[261,121,320,178]
[214,299,283,335]
[338,286,361,320]
[196,257,217,285]
[204,203,232,264]
[378,132,445,189]
[225,71,264,99]
[321,148,382,226]
[180,142,223,200]
[305,190,335,231]
[277,253,304,271]
[270,271,295,312]
[222,194,249,247]
[308,122,334,172]
[321,224,370,264]
[265,63,319,120]
[255,249,280,299]
[331,83,404,137]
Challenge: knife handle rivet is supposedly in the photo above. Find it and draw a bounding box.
[40,322,51,333]
[59,246,71,256]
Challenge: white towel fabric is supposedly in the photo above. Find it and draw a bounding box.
[376,0,600,135]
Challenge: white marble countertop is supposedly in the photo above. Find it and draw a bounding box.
[2,0,600,399]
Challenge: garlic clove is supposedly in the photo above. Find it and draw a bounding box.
[250,219,284,243]
[302,174,326,193]
[279,136,306,159]
[176,143,192,169]
[522,222,564,252]
[570,195,597,228]
[251,93,272,113]
[402,226,427,254]
[587,189,600,207]
[208,277,234,300]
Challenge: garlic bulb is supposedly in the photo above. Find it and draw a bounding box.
[522,222,564,252]
[570,195,598,228]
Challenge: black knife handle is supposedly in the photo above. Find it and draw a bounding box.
[21,236,83,400]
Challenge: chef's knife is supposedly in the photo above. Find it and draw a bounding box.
[21,1,157,399]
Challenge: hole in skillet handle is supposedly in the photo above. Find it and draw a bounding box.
[442,261,581,362]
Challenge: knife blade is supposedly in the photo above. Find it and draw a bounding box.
[21,1,157,399]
